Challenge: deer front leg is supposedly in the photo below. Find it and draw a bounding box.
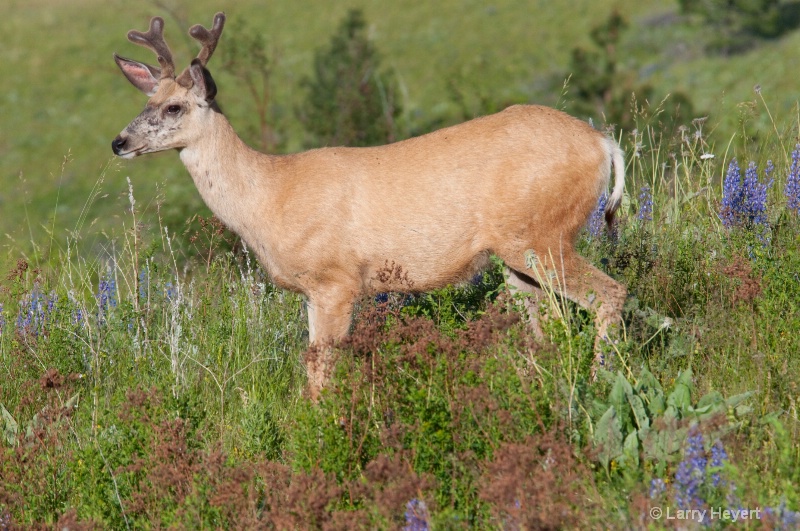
[304,288,355,401]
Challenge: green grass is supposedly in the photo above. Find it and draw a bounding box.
[3,1,800,528]
[1,104,800,526]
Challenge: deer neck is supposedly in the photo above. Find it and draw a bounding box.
[178,111,274,237]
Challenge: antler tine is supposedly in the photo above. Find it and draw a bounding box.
[188,12,226,67]
[127,16,176,79]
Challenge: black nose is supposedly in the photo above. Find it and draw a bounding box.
[111,135,127,155]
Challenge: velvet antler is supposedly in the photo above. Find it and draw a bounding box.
[126,16,175,79]
[176,12,226,86]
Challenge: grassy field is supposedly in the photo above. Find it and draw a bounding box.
[2,0,800,528]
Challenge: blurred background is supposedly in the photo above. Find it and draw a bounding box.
[2,0,799,262]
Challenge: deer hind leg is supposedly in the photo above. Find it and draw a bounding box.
[501,247,626,372]
[305,288,355,401]
[504,266,547,339]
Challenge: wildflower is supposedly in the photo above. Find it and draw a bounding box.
[138,266,149,301]
[720,159,772,231]
[16,288,54,337]
[785,145,800,215]
[587,192,608,239]
[0,303,4,334]
[764,500,800,530]
[403,499,430,531]
[674,430,707,510]
[72,308,86,328]
[97,270,117,324]
[649,477,666,499]
[709,439,728,488]
[721,159,743,228]
[165,281,177,302]
[637,186,653,222]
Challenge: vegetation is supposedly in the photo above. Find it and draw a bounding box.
[298,9,402,147]
[3,1,800,528]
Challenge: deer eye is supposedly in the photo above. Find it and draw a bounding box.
[165,104,182,115]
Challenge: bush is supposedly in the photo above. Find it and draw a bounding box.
[298,9,403,147]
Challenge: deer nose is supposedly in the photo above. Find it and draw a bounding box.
[111,135,128,155]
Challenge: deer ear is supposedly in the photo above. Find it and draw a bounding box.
[114,54,160,96]
[188,59,217,102]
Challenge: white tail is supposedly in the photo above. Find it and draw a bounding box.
[113,12,627,399]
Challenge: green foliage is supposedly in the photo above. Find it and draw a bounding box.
[298,9,402,147]
[288,303,554,526]
[218,17,283,153]
[400,255,505,334]
[565,9,696,131]
[592,368,754,476]
[678,0,787,52]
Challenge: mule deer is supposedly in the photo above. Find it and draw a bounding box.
[112,12,627,399]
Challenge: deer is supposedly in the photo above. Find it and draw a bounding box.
[112,12,627,400]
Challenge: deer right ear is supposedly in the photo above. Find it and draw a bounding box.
[114,54,161,96]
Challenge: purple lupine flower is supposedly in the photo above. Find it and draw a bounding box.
[720,159,772,230]
[709,439,728,488]
[786,145,800,215]
[165,281,177,302]
[741,161,771,227]
[587,192,608,239]
[97,271,117,324]
[0,303,5,334]
[764,500,800,530]
[403,499,430,531]
[16,289,54,337]
[138,266,149,301]
[637,186,653,222]
[674,430,707,510]
[721,159,743,228]
[97,276,117,310]
[72,308,86,328]
[649,477,666,499]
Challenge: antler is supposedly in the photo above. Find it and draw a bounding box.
[176,12,226,86]
[127,16,176,79]
[191,12,226,67]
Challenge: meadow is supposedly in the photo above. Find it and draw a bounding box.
[2,0,800,529]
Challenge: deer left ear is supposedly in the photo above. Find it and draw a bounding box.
[114,54,161,96]
[188,59,217,102]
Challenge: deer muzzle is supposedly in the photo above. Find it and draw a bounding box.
[111,135,138,159]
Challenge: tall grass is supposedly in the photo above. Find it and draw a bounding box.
[2,95,800,527]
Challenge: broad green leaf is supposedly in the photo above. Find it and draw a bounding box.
[622,429,640,469]
[627,393,650,436]
[609,371,633,418]
[667,369,693,411]
[595,406,623,471]
[649,393,666,417]
[635,367,663,395]
[725,391,753,410]
[696,390,724,410]
[1,404,18,446]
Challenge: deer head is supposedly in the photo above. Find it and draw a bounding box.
[112,13,226,158]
